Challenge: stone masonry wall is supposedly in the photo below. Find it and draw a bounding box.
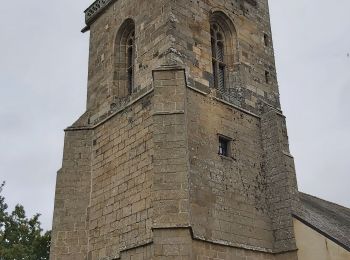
[88,93,154,259]
[50,129,92,260]
[50,0,301,258]
[153,228,193,259]
[261,107,300,252]
[187,89,275,251]
[152,227,298,260]
[192,238,298,260]
[167,0,281,113]
[152,68,190,230]
[86,0,171,116]
[119,244,153,260]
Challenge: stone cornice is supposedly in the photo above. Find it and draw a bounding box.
[84,0,115,27]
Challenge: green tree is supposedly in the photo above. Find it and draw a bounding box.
[0,182,51,260]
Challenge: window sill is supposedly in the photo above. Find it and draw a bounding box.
[219,154,235,162]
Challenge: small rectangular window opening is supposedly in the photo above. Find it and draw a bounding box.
[264,33,269,47]
[265,71,270,84]
[218,136,230,157]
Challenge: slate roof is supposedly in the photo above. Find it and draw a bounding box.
[294,192,350,251]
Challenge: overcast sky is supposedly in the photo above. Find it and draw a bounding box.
[0,0,349,231]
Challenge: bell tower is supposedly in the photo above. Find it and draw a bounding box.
[50,0,300,259]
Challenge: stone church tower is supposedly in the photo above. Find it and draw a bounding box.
[50,0,301,259]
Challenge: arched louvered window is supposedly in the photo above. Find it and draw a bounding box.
[126,30,135,95]
[114,19,136,97]
[211,23,226,90]
[209,12,238,91]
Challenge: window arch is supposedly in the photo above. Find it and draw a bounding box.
[114,19,136,97]
[126,30,135,94]
[211,23,226,90]
[210,12,238,91]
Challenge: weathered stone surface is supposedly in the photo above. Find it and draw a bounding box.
[50,130,92,260]
[50,0,300,259]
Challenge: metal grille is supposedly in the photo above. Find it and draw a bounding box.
[217,42,224,62]
[211,23,226,90]
[218,65,225,91]
[126,31,135,94]
[219,136,229,157]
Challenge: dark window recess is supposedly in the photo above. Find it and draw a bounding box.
[265,71,270,84]
[211,23,226,90]
[244,0,257,7]
[126,31,135,95]
[264,33,269,47]
[219,136,230,157]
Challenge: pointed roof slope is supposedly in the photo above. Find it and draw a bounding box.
[295,192,350,251]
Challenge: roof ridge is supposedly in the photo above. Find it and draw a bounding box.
[299,192,350,212]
